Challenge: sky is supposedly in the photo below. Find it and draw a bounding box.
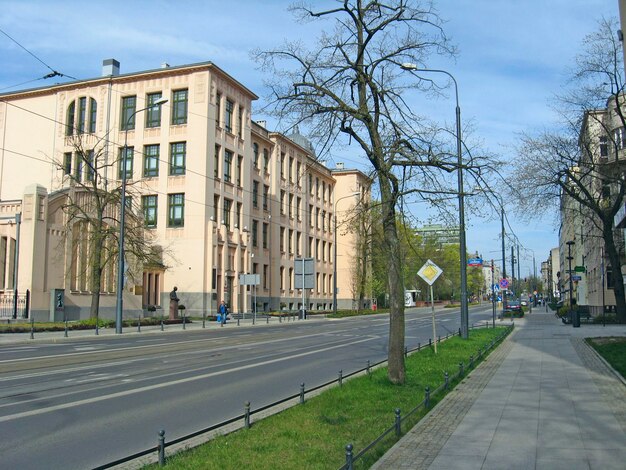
[0,0,619,279]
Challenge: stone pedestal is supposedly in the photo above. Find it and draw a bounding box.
[169,299,179,320]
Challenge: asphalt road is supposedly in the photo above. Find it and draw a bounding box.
[0,305,497,469]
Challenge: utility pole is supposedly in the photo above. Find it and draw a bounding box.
[511,246,516,298]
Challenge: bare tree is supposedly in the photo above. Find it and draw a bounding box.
[512,18,626,321]
[58,135,166,319]
[256,1,498,383]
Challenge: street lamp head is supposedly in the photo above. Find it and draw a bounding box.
[566,240,575,246]
[153,97,168,107]
[400,62,418,71]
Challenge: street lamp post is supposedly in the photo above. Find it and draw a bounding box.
[116,97,168,334]
[566,240,579,328]
[333,192,360,316]
[400,63,469,339]
[500,207,507,315]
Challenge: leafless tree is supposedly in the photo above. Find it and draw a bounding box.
[255,0,497,383]
[512,18,626,321]
[57,135,166,319]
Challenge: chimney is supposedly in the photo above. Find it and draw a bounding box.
[102,59,120,77]
[161,62,170,68]
[257,120,267,129]
[336,162,345,170]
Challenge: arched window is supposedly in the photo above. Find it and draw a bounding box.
[66,101,76,136]
[66,97,97,136]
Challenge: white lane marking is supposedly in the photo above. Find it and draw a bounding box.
[0,336,375,423]
[0,360,135,383]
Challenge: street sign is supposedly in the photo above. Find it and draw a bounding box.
[417,259,443,286]
[239,274,260,285]
[574,266,586,273]
[492,284,500,292]
[572,275,582,282]
[467,257,483,267]
[499,278,509,289]
[294,257,315,289]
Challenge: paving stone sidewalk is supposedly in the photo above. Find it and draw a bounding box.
[372,312,626,470]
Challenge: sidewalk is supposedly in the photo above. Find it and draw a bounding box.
[372,311,626,470]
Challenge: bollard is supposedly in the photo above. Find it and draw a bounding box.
[395,408,402,437]
[405,346,408,358]
[345,444,354,470]
[300,383,305,404]
[202,312,206,329]
[279,313,282,323]
[366,360,371,377]
[244,401,251,429]
[30,319,34,340]
[64,320,68,338]
[469,355,474,369]
[338,370,343,387]
[253,313,255,326]
[137,318,141,333]
[425,387,431,408]
[429,338,432,348]
[444,371,449,390]
[458,328,461,337]
[237,315,240,327]
[459,362,464,377]
[417,342,421,351]
[266,314,269,324]
[158,430,166,466]
[182,315,186,330]
[438,335,441,343]
[95,321,99,336]
[161,319,164,331]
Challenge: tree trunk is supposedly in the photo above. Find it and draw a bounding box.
[379,178,405,384]
[603,220,626,322]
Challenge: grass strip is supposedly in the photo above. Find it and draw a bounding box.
[586,337,626,378]
[149,327,508,470]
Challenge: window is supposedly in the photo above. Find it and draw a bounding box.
[615,127,626,150]
[89,98,97,133]
[225,99,234,133]
[121,95,137,130]
[263,149,269,172]
[237,155,243,187]
[74,153,83,182]
[214,145,220,178]
[280,228,285,252]
[168,193,185,227]
[296,232,301,256]
[143,144,159,177]
[263,265,268,289]
[169,142,186,175]
[253,143,259,168]
[236,203,242,228]
[322,241,326,261]
[223,199,232,228]
[289,194,294,219]
[142,195,158,227]
[85,150,94,182]
[252,220,258,247]
[321,210,326,232]
[296,197,301,220]
[280,267,285,290]
[296,162,301,186]
[289,229,293,254]
[215,92,222,127]
[309,174,313,194]
[66,101,75,136]
[280,152,285,179]
[263,185,269,210]
[223,150,233,182]
[119,146,133,179]
[238,106,243,138]
[253,181,259,208]
[600,135,609,158]
[263,223,268,249]
[63,152,72,175]
[322,181,326,201]
[280,190,286,214]
[315,208,320,230]
[316,177,320,198]
[171,89,188,125]
[146,92,163,128]
[213,195,219,221]
[77,97,87,134]
[309,204,313,227]
[289,157,294,183]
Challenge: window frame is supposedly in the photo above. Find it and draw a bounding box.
[121,95,137,131]
[142,195,158,228]
[171,89,188,125]
[167,193,185,227]
[143,144,160,178]
[169,142,186,176]
[146,92,164,128]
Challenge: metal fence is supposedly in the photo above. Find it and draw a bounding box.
[0,290,30,319]
[93,321,513,469]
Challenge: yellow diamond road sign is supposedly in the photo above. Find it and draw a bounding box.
[418,259,443,286]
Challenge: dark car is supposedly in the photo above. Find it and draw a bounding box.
[504,299,522,314]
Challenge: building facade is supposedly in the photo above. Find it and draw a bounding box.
[0,59,371,320]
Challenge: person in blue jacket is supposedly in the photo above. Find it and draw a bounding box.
[218,300,228,325]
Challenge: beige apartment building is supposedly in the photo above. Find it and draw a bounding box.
[0,59,371,321]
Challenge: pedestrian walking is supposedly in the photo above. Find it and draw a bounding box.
[218,300,228,325]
